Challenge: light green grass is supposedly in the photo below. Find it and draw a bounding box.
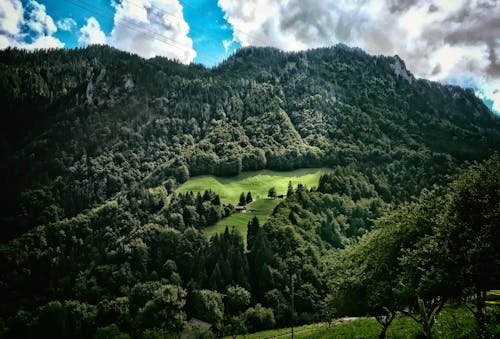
[222,322,326,339]
[177,168,330,206]
[226,305,477,339]
[177,168,330,241]
[205,198,281,243]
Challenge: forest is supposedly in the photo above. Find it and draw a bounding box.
[0,45,499,338]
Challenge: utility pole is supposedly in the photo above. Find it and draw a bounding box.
[291,273,295,339]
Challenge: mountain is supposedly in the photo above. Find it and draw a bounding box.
[0,45,499,337]
[1,45,498,242]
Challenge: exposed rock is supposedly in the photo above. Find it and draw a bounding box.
[390,55,414,83]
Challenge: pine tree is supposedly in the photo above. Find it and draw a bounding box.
[213,194,221,206]
[247,216,260,251]
[246,191,253,204]
[287,181,294,197]
[239,192,246,206]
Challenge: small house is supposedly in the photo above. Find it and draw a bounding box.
[235,205,247,213]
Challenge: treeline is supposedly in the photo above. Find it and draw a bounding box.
[329,156,500,338]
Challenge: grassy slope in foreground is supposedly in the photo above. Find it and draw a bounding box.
[225,305,476,338]
[177,168,330,241]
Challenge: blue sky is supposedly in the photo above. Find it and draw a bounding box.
[43,0,115,48]
[0,0,498,113]
[23,0,239,66]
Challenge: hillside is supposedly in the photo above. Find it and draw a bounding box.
[0,45,499,338]
[1,45,499,241]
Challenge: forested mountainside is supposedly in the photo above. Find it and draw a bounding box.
[0,45,499,338]
[1,44,499,241]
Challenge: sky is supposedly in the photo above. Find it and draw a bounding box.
[0,0,498,114]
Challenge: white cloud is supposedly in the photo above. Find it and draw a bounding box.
[78,17,106,45]
[218,0,500,113]
[0,35,10,49]
[0,0,23,36]
[20,35,64,49]
[108,0,196,63]
[57,17,77,32]
[25,0,57,36]
[0,0,64,50]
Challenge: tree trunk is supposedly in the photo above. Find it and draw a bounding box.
[379,325,388,339]
[417,298,431,339]
[376,309,395,339]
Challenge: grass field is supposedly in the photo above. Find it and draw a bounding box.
[205,198,281,242]
[225,305,478,338]
[177,168,330,241]
[177,168,330,205]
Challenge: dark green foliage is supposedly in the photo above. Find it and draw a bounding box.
[329,156,500,338]
[246,192,253,204]
[198,227,250,291]
[225,285,251,316]
[190,290,224,332]
[238,192,246,206]
[246,216,260,251]
[287,181,294,197]
[243,304,276,333]
[129,282,186,332]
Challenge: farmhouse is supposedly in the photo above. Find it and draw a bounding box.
[235,205,247,213]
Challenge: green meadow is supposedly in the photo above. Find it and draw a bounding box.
[205,198,281,243]
[177,168,330,205]
[225,304,478,339]
[177,168,330,240]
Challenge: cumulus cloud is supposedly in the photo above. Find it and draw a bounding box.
[218,0,500,112]
[78,17,106,45]
[0,0,64,50]
[25,0,57,36]
[0,0,23,36]
[57,17,77,32]
[108,0,196,63]
[22,35,64,49]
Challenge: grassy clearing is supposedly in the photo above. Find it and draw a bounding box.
[205,198,281,243]
[226,305,477,338]
[177,168,330,205]
[177,168,330,241]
